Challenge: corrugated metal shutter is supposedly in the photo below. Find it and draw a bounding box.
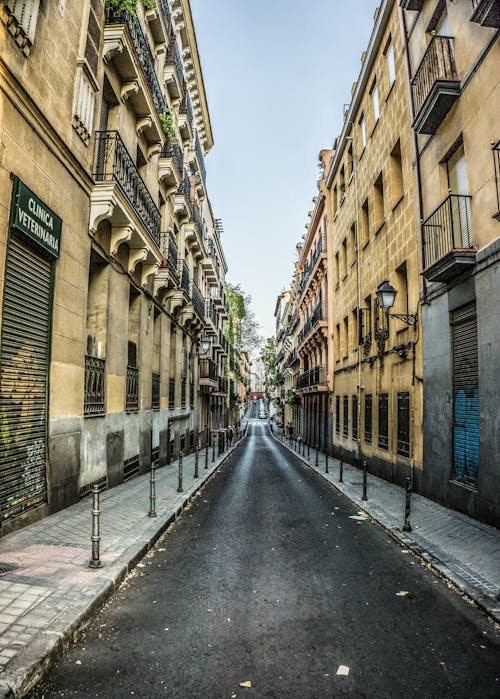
[451,302,479,487]
[0,236,52,521]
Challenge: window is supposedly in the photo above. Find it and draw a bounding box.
[352,395,358,440]
[364,295,372,342]
[336,395,340,435]
[343,396,349,437]
[359,114,367,151]
[397,392,410,457]
[340,166,346,202]
[372,172,385,234]
[378,393,389,450]
[385,41,395,89]
[389,139,404,207]
[371,82,380,124]
[364,394,372,443]
[333,185,338,216]
[4,0,40,53]
[347,143,354,182]
[335,323,341,361]
[341,237,347,278]
[335,251,340,286]
[343,317,349,358]
[360,198,369,247]
[351,308,358,352]
[395,261,409,319]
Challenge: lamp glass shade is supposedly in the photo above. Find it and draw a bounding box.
[201,338,211,354]
[377,281,397,309]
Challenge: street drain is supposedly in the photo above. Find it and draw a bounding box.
[0,562,18,576]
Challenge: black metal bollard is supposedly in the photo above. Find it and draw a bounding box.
[194,444,199,478]
[148,462,157,518]
[205,441,209,470]
[403,477,412,532]
[212,441,215,463]
[307,443,310,460]
[315,444,319,467]
[362,459,368,501]
[325,450,329,474]
[339,460,344,483]
[89,485,102,568]
[178,451,184,493]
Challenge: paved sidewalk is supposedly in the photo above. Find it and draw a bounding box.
[272,432,500,624]
[0,440,240,698]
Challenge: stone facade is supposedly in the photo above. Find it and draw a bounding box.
[0,0,237,534]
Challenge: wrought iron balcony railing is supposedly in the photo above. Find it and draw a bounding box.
[159,232,179,276]
[160,0,171,24]
[84,356,105,416]
[298,302,326,344]
[105,9,165,116]
[471,0,500,28]
[193,201,204,239]
[180,259,190,294]
[166,33,184,84]
[191,280,205,318]
[205,299,219,327]
[179,90,193,126]
[296,366,327,390]
[195,131,206,185]
[168,377,175,409]
[422,194,473,271]
[126,365,139,412]
[412,36,460,133]
[94,131,161,248]
[161,138,183,174]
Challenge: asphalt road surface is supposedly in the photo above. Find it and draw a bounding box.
[28,421,499,698]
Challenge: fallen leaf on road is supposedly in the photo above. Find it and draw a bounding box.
[239,681,252,688]
[137,563,145,568]
[75,660,82,665]
[396,591,409,596]
[349,515,368,521]
[158,548,165,552]
[336,665,349,676]
[231,694,237,698]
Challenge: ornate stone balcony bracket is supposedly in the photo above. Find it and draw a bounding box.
[121,80,139,102]
[136,116,153,136]
[147,142,162,160]
[110,225,133,257]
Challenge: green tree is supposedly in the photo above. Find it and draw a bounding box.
[226,283,263,355]
[260,337,277,397]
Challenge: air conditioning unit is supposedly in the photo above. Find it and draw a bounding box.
[85,329,96,357]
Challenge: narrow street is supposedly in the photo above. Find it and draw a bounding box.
[28,423,499,699]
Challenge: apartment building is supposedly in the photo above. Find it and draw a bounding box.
[295,162,332,450]
[401,0,500,525]
[0,0,231,533]
[274,290,291,428]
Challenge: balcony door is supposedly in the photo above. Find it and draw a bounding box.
[448,145,471,249]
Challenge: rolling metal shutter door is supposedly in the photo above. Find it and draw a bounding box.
[0,236,51,521]
[451,303,479,487]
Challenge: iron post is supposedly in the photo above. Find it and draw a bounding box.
[315,444,319,467]
[325,450,329,474]
[403,477,412,532]
[212,440,215,463]
[307,443,310,460]
[194,444,199,478]
[148,462,157,518]
[89,485,102,569]
[178,450,184,493]
[362,459,368,501]
[339,460,344,483]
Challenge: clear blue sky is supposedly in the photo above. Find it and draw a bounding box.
[191,0,379,339]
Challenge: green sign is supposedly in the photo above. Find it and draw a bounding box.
[10,177,62,259]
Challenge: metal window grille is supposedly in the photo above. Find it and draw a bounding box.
[397,392,410,457]
[181,379,186,408]
[168,378,175,410]
[364,394,372,443]
[84,356,105,416]
[352,395,358,440]
[152,372,160,411]
[126,366,139,412]
[335,395,340,434]
[343,396,349,438]
[378,393,389,450]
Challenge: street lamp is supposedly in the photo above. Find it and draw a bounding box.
[196,336,211,356]
[376,280,418,327]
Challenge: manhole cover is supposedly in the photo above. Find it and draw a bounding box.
[0,562,18,576]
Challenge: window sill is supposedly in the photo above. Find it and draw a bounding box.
[392,194,404,211]
[373,222,385,237]
[370,119,380,138]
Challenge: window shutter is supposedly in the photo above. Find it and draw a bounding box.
[7,0,40,45]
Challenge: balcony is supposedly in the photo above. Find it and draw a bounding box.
[152,372,160,410]
[173,170,192,220]
[156,233,179,295]
[400,0,424,9]
[104,9,164,140]
[201,237,219,284]
[184,201,205,256]
[178,90,194,142]
[204,299,219,335]
[84,356,105,417]
[412,36,461,135]
[158,138,183,189]
[470,0,500,27]
[191,280,205,319]
[298,303,327,347]
[165,33,184,99]
[296,366,328,392]
[93,131,161,252]
[199,358,218,391]
[422,195,475,283]
[179,259,190,296]
[168,378,175,410]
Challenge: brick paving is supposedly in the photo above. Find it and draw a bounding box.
[275,433,500,622]
[0,441,237,698]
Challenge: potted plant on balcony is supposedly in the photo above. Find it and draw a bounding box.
[105,0,155,16]
[159,108,176,144]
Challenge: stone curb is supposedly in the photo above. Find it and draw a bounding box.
[271,432,500,626]
[2,439,244,699]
